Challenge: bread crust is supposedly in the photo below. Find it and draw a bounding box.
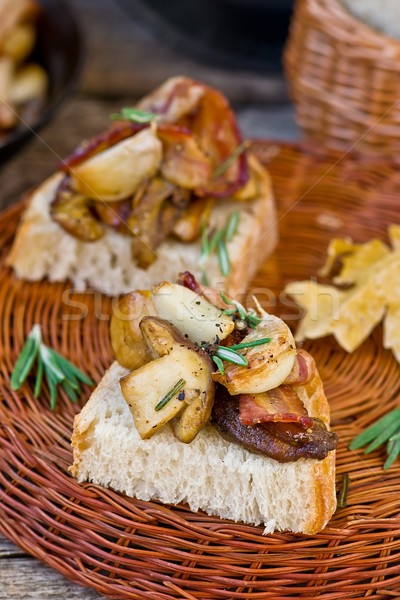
[70,362,336,534]
[6,154,277,297]
[295,372,337,534]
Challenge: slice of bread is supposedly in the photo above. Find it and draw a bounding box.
[6,154,277,296]
[70,361,336,535]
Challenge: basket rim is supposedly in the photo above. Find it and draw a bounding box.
[298,0,400,65]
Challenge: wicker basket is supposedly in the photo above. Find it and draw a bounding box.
[3,141,400,598]
[284,0,400,156]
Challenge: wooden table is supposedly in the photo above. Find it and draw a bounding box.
[0,0,298,597]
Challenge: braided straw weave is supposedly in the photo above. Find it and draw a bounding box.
[284,0,400,156]
[2,141,400,598]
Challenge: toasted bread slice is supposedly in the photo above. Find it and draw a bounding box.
[70,361,336,535]
[7,154,277,296]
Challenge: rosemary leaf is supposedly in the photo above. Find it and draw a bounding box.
[215,346,248,367]
[200,220,210,260]
[222,308,236,316]
[384,438,400,470]
[217,239,231,276]
[213,140,249,179]
[209,227,226,255]
[61,379,79,403]
[349,408,400,450]
[34,355,44,398]
[40,345,66,383]
[229,338,271,351]
[10,324,42,390]
[225,211,240,242]
[49,348,93,386]
[365,418,400,453]
[43,362,58,410]
[110,107,159,123]
[212,355,225,374]
[337,473,350,508]
[247,314,262,329]
[155,379,186,412]
[220,292,232,306]
[234,300,247,321]
[201,271,209,286]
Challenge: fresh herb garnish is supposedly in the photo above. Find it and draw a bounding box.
[349,407,400,469]
[212,355,225,375]
[217,239,230,276]
[110,107,160,124]
[337,473,350,509]
[229,338,271,351]
[199,211,240,281]
[214,346,248,368]
[220,292,262,329]
[155,379,186,412]
[11,325,93,410]
[213,140,250,179]
[205,337,271,374]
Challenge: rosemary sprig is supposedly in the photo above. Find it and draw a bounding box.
[213,140,250,179]
[349,407,400,470]
[208,337,271,374]
[199,211,240,281]
[337,473,350,509]
[229,338,271,351]
[155,379,186,412]
[212,355,225,375]
[215,346,248,368]
[220,292,262,329]
[110,107,160,123]
[11,325,93,410]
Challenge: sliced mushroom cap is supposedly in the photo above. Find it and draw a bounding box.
[110,291,156,370]
[51,181,105,242]
[151,282,234,345]
[120,317,215,442]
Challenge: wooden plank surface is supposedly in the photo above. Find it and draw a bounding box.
[0,0,298,597]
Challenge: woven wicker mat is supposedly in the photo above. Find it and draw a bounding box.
[1,141,400,599]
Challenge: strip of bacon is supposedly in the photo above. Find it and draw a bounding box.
[239,386,313,429]
[284,349,316,386]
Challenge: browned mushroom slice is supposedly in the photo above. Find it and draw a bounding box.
[93,198,132,235]
[129,176,176,268]
[158,125,212,190]
[51,178,104,242]
[173,197,214,242]
[110,290,157,370]
[120,317,215,442]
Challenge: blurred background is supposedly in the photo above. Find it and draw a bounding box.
[0,0,299,208]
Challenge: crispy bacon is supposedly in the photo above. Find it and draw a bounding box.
[284,349,316,386]
[182,87,249,198]
[138,77,249,197]
[60,80,249,200]
[239,386,313,429]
